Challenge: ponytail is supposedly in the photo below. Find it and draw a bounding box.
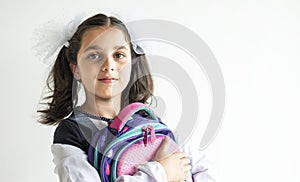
[38,46,78,125]
[121,51,154,109]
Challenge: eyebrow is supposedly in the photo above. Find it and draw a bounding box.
[83,45,129,53]
[113,45,129,51]
[84,45,103,53]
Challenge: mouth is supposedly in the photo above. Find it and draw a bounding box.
[98,77,118,84]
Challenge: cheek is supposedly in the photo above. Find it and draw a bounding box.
[119,62,132,86]
[78,63,100,86]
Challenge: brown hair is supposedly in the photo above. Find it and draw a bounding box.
[38,14,153,125]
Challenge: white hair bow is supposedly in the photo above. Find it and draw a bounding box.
[32,13,87,65]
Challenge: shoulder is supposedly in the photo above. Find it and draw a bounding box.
[54,119,81,140]
[53,118,89,153]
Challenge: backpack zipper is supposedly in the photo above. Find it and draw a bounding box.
[142,125,156,146]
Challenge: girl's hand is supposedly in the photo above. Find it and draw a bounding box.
[154,137,191,182]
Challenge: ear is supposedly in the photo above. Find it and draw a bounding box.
[69,63,81,81]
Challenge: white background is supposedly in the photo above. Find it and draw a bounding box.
[0,0,299,181]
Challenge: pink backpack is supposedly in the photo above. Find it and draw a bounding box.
[87,102,178,181]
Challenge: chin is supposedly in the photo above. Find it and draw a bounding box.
[95,93,122,100]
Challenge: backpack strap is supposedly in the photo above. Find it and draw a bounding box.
[110,102,158,132]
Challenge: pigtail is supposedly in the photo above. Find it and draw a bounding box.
[38,46,78,125]
[121,50,154,108]
[130,54,154,102]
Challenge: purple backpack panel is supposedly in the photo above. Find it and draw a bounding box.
[87,102,178,182]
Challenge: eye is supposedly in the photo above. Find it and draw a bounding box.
[87,53,102,60]
[114,52,126,59]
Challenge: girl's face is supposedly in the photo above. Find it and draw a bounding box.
[71,27,132,101]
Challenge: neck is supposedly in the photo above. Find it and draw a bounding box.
[81,93,121,119]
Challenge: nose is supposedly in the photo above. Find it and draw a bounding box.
[101,56,115,72]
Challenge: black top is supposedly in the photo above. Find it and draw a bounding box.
[53,109,102,154]
[53,108,152,154]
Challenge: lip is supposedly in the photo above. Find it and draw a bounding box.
[98,77,118,84]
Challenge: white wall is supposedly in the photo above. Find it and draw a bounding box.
[0,0,299,181]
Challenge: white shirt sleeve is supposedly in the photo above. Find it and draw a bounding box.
[51,144,168,182]
[51,144,101,182]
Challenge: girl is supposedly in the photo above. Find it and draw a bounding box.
[38,13,216,182]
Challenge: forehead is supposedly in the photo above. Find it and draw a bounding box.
[80,26,129,51]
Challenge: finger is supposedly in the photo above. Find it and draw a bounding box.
[154,137,171,161]
[184,164,192,171]
[182,164,191,174]
[174,152,187,159]
[180,170,190,182]
[159,136,170,152]
[182,165,192,178]
[182,158,191,165]
[183,162,191,168]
